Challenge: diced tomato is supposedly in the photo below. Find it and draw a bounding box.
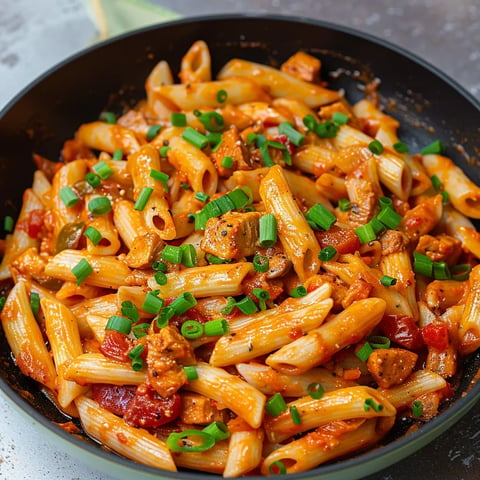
[99,330,133,362]
[170,306,208,330]
[316,225,360,255]
[91,384,137,416]
[421,323,449,351]
[16,209,45,239]
[273,134,296,155]
[124,387,181,428]
[379,314,424,350]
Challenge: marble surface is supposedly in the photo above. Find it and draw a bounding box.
[1,1,480,479]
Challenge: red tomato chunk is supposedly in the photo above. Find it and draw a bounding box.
[421,323,449,351]
[379,314,424,350]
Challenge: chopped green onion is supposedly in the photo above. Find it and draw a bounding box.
[83,226,102,246]
[105,315,132,335]
[253,254,269,273]
[338,198,351,212]
[393,141,409,154]
[154,272,168,285]
[204,318,230,336]
[202,421,230,441]
[368,140,384,155]
[269,461,287,475]
[307,382,324,399]
[430,175,442,191]
[4,215,14,232]
[265,392,287,417]
[380,275,397,287]
[128,344,145,371]
[315,120,339,138]
[364,398,384,412]
[207,132,223,151]
[440,190,450,205]
[221,156,234,168]
[156,306,175,328]
[370,217,385,235]
[278,121,305,146]
[100,111,116,124]
[161,245,183,263]
[413,251,433,277]
[412,400,424,417]
[235,296,258,314]
[112,148,123,160]
[216,89,228,103]
[259,214,278,247]
[181,320,204,339]
[159,146,171,157]
[253,288,270,311]
[421,140,444,155]
[194,191,210,202]
[171,112,187,127]
[302,114,317,132]
[259,142,274,167]
[152,260,168,272]
[166,430,215,453]
[134,187,154,211]
[142,291,165,315]
[181,182,190,190]
[146,124,162,140]
[197,111,225,132]
[319,246,337,262]
[433,261,451,280]
[289,405,302,425]
[132,322,150,338]
[71,258,93,285]
[356,342,374,362]
[170,292,197,315]
[150,169,169,183]
[184,365,198,380]
[368,335,391,349]
[355,223,377,244]
[180,244,198,268]
[220,296,237,315]
[121,300,140,322]
[182,126,209,149]
[206,253,232,264]
[451,264,472,281]
[227,187,252,209]
[93,161,113,180]
[290,286,307,298]
[332,112,349,125]
[0,297,5,312]
[88,197,112,215]
[59,187,80,208]
[265,140,292,165]
[306,203,336,231]
[30,291,40,316]
[85,172,101,188]
[379,197,393,210]
[376,206,402,229]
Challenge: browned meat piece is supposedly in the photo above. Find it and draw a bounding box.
[367,348,418,389]
[280,51,321,83]
[146,326,196,397]
[210,126,251,177]
[180,393,228,425]
[201,211,261,259]
[379,229,409,255]
[415,233,462,265]
[125,232,164,269]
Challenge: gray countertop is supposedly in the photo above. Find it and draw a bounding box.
[0,1,479,479]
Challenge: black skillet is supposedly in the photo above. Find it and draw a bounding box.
[0,14,479,480]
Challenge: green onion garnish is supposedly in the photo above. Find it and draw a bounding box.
[315,120,339,138]
[368,335,391,349]
[393,141,409,154]
[59,187,80,208]
[259,213,278,247]
[170,292,197,315]
[364,398,384,412]
[30,292,40,316]
[171,112,187,127]
[142,291,165,315]
[220,296,237,315]
[451,264,472,281]
[376,206,402,229]
[412,400,424,417]
[440,190,450,205]
[105,315,132,335]
[302,114,317,132]
[184,365,198,380]
[356,342,373,362]
[156,306,175,328]
[146,124,162,141]
[197,111,225,132]
[88,197,112,215]
[235,296,258,314]
[228,187,252,209]
[159,146,171,157]
[278,121,305,146]
[207,132,223,151]
[306,203,336,231]
[368,140,384,155]
[182,126,209,149]
[379,197,393,210]
[161,245,183,264]
[206,253,232,264]
[265,392,287,417]
[413,251,433,277]
[0,297,5,312]
[202,421,230,441]
[121,300,140,322]
[289,405,302,425]
[85,172,101,188]
[152,260,168,272]
[433,261,451,280]
[204,318,230,336]
[421,140,444,155]
[71,258,93,285]
[154,272,168,285]
[307,382,324,399]
[355,223,377,244]
[253,254,269,273]
[252,288,270,311]
[93,161,113,180]
[166,430,215,453]
[150,169,169,183]
[194,191,210,202]
[290,286,307,298]
[319,246,337,262]
[181,320,204,339]
[132,322,150,338]
[100,112,116,124]
[134,187,154,211]
[83,226,102,246]
[221,156,234,168]
[380,275,397,287]
[269,461,287,475]
[338,198,351,212]
[259,142,275,167]
[4,215,14,232]
[112,148,123,160]
[216,89,228,103]
[180,244,198,268]
[128,344,145,371]
[332,112,349,125]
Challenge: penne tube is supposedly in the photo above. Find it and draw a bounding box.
[291,144,335,176]
[117,285,155,318]
[85,214,121,256]
[146,262,253,299]
[45,249,131,289]
[55,281,105,304]
[184,362,266,428]
[179,40,211,84]
[218,58,340,107]
[84,314,109,342]
[259,165,321,281]
[113,199,149,249]
[315,172,348,202]
[210,298,333,366]
[224,429,264,477]
[76,396,176,471]
[173,440,228,474]
[266,297,386,375]
[459,264,480,355]
[0,280,57,390]
[32,169,52,205]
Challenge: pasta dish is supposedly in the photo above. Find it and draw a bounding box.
[1,40,480,476]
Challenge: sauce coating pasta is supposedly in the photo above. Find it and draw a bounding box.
[1,41,480,477]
